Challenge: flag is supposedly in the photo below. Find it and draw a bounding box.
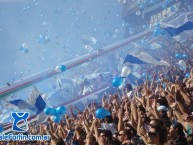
[9,87,46,115]
[161,12,193,42]
[34,95,46,115]
[36,112,47,124]
[124,52,169,66]
[9,99,36,111]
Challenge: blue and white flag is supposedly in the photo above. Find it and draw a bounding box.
[9,99,36,111]
[9,87,46,115]
[124,51,169,66]
[161,12,193,42]
[9,96,46,115]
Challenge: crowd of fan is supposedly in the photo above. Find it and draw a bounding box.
[1,61,193,145]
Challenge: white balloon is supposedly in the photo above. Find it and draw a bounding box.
[55,66,61,72]
[22,43,28,48]
[121,66,131,77]
[179,60,186,67]
[136,11,141,16]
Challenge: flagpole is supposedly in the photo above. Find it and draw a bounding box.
[0,29,153,99]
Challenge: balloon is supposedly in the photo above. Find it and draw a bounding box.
[95,108,110,119]
[51,115,61,123]
[44,108,56,115]
[121,66,131,77]
[0,126,4,133]
[153,28,164,36]
[23,48,29,54]
[142,72,147,78]
[139,4,144,9]
[136,11,141,16]
[55,66,61,72]
[22,43,28,48]
[179,60,186,67]
[175,53,182,59]
[182,54,188,60]
[165,0,170,3]
[59,65,66,72]
[38,34,50,44]
[162,83,166,89]
[185,73,190,78]
[55,65,66,72]
[56,106,67,115]
[192,44,193,49]
[112,76,123,87]
[148,75,152,80]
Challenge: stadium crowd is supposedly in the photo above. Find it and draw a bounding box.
[1,58,193,145]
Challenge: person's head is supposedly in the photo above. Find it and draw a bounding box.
[100,129,113,142]
[125,83,133,92]
[157,105,168,118]
[170,122,185,138]
[147,127,167,145]
[149,119,163,130]
[157,98,168,107]
[117,129,131,143]
[187,133,193,145]
[125,123,137,137]
[55,137,66,145]
[107,140,121,145]
[104,115,113,124]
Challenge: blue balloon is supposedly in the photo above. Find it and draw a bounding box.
[0,126,4,133]
[142,72,147,78]
[44,108,56,115]
[148,75,152,80]
[175,53,182,59]
[165,0,170,3]
[192,44,193,49]
[162,83,166,89]
[154,28,165,36]
[23,48,29,54]
[51,115,61,123]
[56,106,66,115]
[140,39,145,44]
[139,4,144,9]
[95,108,110,119]
[19,46,25,51]
[182,54,188,59]
[112,77,123,87]
[185,73,190,78]
[59,65,66,72]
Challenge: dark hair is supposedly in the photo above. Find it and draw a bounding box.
[157,98,168,107]
[187,133,193,145]
[173,122,185,136]
[108,140,121,145]
[100,129,112,141]
[175,135,188,144]
[124,129,132,140]
[125,123,137,137]
[56,137,66,145]
[104,115,113,123]
[150,119,164,128]
[125,84,133,91]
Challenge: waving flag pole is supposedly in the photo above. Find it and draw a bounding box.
[0,29,153,99]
